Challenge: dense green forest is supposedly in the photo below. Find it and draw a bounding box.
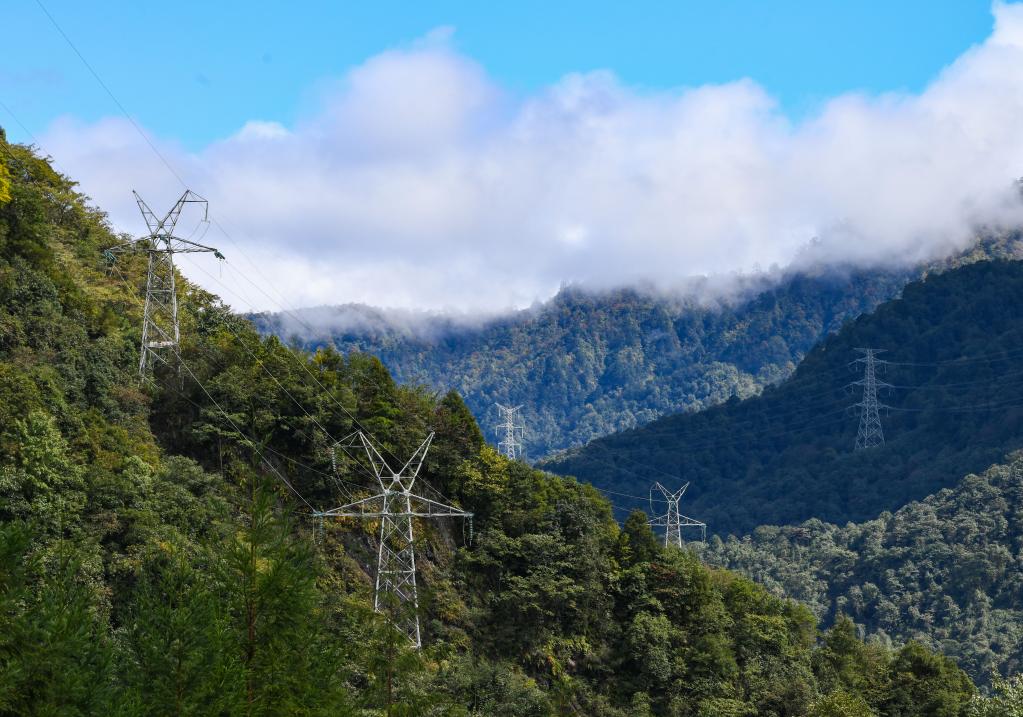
[255,234,1023,460]
[1,133,1005,715]
[544,259,1023,537]
[698,455,1023,688]
[255,270,913,457]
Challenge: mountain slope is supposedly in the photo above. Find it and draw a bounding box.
[698,455,1023,685]
[0,133,982,715]
[258,232,1023,460]
[544,260,1023,537]
[257,270,914,457]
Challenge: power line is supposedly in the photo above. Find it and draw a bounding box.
[567,405,852,470]
[175,355,315,511]
[609,347,1023,448]
[0,100,40,146]
[102,255,321,510]
[33,0,187,187]
[881,346,1023,367]
[106,254,372,500]
[592,350,1023,446]
[174,253,444,496]
[26,0,429,479]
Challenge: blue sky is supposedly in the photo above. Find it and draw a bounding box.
[2,0,996,147]
[5,1,1023,313]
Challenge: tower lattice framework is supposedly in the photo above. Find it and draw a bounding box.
[318,432,472,647]
[648,481,706,548]
[104,190,222,379]
[496,403,524,459]
[852,348,890,450]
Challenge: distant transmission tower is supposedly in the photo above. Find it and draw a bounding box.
[104,190,223,379]
[496,403,524,459]
[852,348,890,450]
[316,432,472,648]
[648,482,706,548]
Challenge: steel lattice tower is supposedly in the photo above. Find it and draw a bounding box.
[496,403,524,460]
[316,432,472,648]
[852,348,890,450]
[648,481,706,548]
[104,190,223,379]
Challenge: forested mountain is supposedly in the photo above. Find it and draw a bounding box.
[257,231,1023,460]
[697,455,1023,687]
[255,270,913,457]
[3,134,992,715]
[543,259,1023,537]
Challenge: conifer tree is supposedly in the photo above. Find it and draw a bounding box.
[120,545,239,715]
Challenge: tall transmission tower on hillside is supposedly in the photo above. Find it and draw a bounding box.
[104,190,223,379]
[316,432,472,648]
[496,403,525,460]
[852,348,891,450]
[648,482,706,548]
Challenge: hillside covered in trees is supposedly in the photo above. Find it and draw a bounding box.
[698,455,1023,688]
[2,135,998,715]
[544,259,1023,537]
[255,271,913,457]
[256,233,1023,460]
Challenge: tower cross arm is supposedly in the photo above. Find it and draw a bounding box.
[166,236,224,256]
[103,237,148,257]
[654,480,689,501]
[323,510,471,519]
[103,235,223,258]
[318,493,386,516]
[850,376,893,384]
[406,494,473,518]
[317,493,472,519]
[134,188,208,237]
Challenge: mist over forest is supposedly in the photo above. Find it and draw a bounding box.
[8,1,1023,714]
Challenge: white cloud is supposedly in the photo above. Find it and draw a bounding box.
[38,4,1023,313]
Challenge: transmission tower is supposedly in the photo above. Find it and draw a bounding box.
[496,403,524,459]
[851,348,890,450]
[104,190,223,379]
[648,481,706,548]
[316,432,472,648]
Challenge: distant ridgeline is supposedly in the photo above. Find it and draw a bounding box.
[543,259,1023,537]
[254,235,1023,460]
[698,455,1023,687]
[255,270,914,457]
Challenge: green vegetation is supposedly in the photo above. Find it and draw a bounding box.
[257,269,913,457]
[0,133,992,714]
[545,259,1023,536]
[698,455,1023,688]
[258,232,1023,460]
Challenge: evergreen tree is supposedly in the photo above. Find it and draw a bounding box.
[119,545,239,715]
[221,476,352,716]
[0,525,116,716]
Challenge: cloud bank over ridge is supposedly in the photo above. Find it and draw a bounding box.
[37,3,1023,312]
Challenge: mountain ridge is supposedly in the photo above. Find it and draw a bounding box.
[256,232,1023,460]
[256,268,914,456]
[543,258,1023,537]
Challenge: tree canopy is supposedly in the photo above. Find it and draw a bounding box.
[0,129,1002,716]
[546,258,1023,536]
